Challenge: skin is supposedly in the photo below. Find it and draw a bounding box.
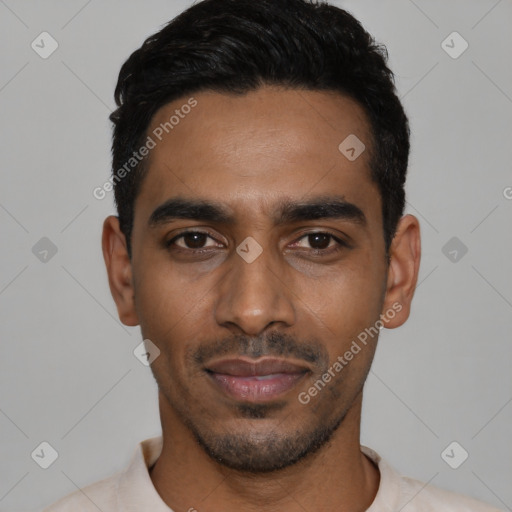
[102,86,421,512]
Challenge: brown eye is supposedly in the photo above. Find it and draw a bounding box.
[293,232,346,251]
[179,232,208,249]
[306,233,332,250]
[166,231,220,250]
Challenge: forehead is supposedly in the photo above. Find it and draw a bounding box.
[135,86,378,224]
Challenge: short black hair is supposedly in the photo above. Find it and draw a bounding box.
[109,0,410,257]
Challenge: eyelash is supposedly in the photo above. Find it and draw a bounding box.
[165,230,349,256]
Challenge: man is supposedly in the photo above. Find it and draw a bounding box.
[43,0,502,510]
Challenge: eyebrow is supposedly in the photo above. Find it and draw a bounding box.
[148,194,367,228]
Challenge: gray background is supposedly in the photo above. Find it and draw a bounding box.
[1,0,511,510]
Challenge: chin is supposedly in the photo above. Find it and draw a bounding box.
[186,408,346,473]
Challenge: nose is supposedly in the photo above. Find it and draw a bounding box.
[214,241,296,336]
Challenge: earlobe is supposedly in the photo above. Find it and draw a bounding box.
[101,216,140,326]
[381,214,421,329]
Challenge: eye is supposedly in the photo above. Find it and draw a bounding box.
[291,232,348,253]
[166,230,221,250]
[165,230,349,255]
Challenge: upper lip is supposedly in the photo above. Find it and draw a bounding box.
[205,357,311,377]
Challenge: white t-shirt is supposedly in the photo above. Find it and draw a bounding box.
[41,436,503,511]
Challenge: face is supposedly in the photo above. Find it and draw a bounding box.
[103,86,420,472]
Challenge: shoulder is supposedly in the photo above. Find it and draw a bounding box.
[41,473,120,512]
[361,446,504,512]
[397,474,504,511]
[40,436,163,512]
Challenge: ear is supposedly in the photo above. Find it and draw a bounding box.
[101,216,139,326]
[381,214,421,329]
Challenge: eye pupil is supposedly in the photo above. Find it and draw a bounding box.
[184,232,207,248]
[308,233,331,249]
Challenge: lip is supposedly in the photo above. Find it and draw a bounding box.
[205,357,310,402]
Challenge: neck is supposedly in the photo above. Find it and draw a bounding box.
[149,390,380,512]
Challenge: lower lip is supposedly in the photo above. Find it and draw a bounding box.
[208,372,307,402]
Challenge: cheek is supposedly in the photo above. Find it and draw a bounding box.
[296,258,385,338]
[134,247,206,318]
[133,263,192,349]
[133,261,215,365]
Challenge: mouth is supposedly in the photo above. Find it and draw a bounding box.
[204,357,311,403]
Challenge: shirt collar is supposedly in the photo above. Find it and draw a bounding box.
[118,435,172,511]
[361,445,402,511]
